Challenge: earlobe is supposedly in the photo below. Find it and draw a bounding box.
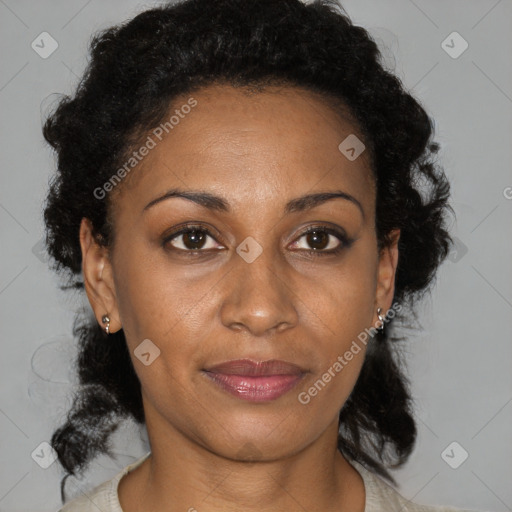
[374,228,400,318]
[79,218,122,333]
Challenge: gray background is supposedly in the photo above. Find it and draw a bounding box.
[1,0,511,511]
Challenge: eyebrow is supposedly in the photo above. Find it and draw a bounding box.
[143,188,365,219]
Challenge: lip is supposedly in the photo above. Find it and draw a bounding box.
[205,358,306,376]
[203,359,307,402]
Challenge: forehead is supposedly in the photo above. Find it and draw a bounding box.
[113,84,375,219]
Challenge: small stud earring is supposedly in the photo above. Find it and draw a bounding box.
[101,314,110,334]
[376,307,385,333]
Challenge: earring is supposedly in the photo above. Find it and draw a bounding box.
[101,314,110,334]
[376,307,385,333]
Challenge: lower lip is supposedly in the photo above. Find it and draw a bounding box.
[203,372,304,401]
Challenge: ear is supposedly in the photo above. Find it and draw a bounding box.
[79,218,122,333]
[373,228,400,325]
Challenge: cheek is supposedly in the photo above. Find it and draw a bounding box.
[294,245,377,406]
[307,245,378,339]
[108,231,379,452]
[110,241,170,347]
[111,242,218,360]
[113,230,378,346]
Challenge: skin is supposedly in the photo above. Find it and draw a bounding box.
[79,84,400,512]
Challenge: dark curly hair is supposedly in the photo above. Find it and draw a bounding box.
[42,0,453,502]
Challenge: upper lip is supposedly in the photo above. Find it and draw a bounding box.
[204,358,306,376]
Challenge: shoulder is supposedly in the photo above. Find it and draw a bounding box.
[56,477,118,512]
[350,460,476,512]
[56,452,151,512]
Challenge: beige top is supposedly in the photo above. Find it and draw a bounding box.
[58,452,473,512]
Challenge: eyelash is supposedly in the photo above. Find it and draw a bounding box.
[162,224,352,258]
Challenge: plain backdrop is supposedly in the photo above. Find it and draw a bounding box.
[0,1,511,511]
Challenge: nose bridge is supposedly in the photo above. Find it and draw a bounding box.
[219,239,298,336]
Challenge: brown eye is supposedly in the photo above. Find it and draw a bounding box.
[304,230,330,251]
[180,229,207,250]
[290,225,353,257]
[163,225,222,252]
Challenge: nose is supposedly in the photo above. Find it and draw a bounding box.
[219,245,299,337]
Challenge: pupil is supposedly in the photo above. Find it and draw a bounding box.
[307,230,328,250]
[184,230,205,249]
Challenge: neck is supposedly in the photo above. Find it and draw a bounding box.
[120,407,365,512]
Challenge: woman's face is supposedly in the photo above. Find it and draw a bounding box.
[81,84,399,461]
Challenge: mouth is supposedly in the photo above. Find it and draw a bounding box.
[202,359,307,402]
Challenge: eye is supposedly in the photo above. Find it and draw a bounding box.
[162,223,352,257]
[163,224,223,252]
[290,225,352,256]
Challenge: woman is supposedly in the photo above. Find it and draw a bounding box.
[42,0,473,510]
